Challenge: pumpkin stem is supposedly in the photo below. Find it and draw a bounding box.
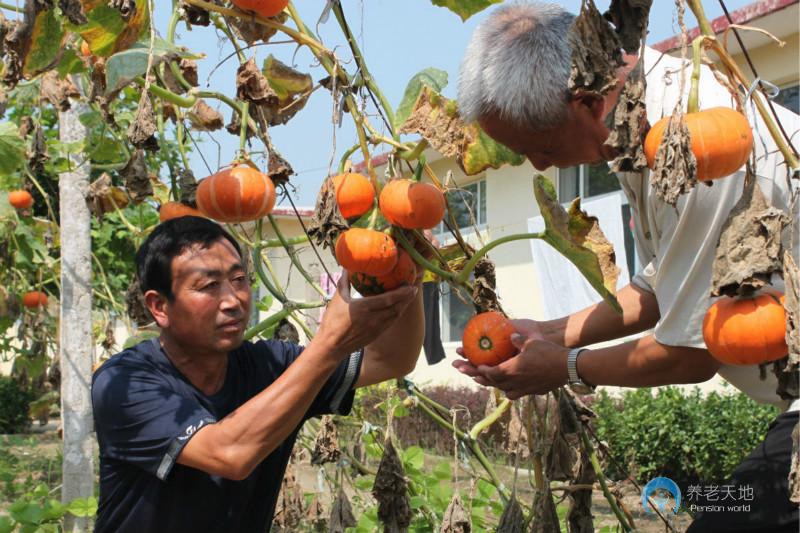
[479,336,493,351]
[688,36,704,114]
[412,155,426,182]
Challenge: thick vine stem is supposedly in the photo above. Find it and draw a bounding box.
[337,143,361,174]
[685,0,799,169]
[456,232,545,284]
[688,36,704,114]
[468,397,511,440]
[244,307,291,340]
[266,214,327,298]
[395,230,459,284]
[134,77,197,108]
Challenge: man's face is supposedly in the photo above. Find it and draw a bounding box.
[157,238,252,356]
[478,96,613,171]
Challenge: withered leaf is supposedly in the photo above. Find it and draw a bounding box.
[771,356,799,401]
[126,275,154,327]
[790,421,800,504]
[308,176,348,251]
[329,488,357,533]
[87,173,130,218]
[529,486,560,533]
[181,0,211,26]
[305,494,327,532]
[311,415,341,466]
[784,252,800,370]
[472,257,503,313]
[439,493,470,533]
[261,54,312,126]
[650,105,697,207]
[40,71,79,111]
[710,174,787,297]
[496,495,525,533]
[568,0,624,96]
[110,0,136,21]
[58,0,87,25]
[273,462,304,530]
[399,86,463,159]
[237,57,278,105]
[120,149,152,203]
[186,99,224,131]
[504,401,529,460]
[2,18,24,87]
[18,116,33,138]
[227,11,288,44]
[603,0,653,53]
[127,92,158,151]
[373,438,412,533]
[268,150,294,186]
[162,58,198,94]
[606,59,648,173]
[177,167,198,205]
[273,318,300,343]
[29,123,48,174]
[567,441,596,533]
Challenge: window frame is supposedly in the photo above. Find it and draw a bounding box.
[434,178,487,243]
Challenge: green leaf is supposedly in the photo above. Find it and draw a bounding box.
[476,479,495,500]
[10,500,44,525]
[0,516,13,533]
[56,49,87,78]
[0,122,28,176]
[432,460,452,480]
[23,7,66,78]
[353,475,374,491]
[41,499,66,521]
[533,175,622,312]
[90,137,127,163]
[461,124,526,175]
[122,330,159,350]
[402,446,424,471]
[255,293,275,312]
[66,496,98,518]
[105,37,201,94]
[394,67,448,131]
[429,0,503,21]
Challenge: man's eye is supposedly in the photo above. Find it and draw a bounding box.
[201,281,219,291]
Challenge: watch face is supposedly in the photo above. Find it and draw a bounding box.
[569,382,594,395]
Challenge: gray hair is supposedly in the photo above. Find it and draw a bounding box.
[458,2,575,130]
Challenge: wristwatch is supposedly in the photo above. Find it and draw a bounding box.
[567,348,595,394]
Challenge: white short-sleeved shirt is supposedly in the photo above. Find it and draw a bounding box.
[616,47,799,407]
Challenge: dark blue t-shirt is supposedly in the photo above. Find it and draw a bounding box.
[91,338,362,533]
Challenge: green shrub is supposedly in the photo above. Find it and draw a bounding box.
[592,387,780,486]
[0,375,34,434]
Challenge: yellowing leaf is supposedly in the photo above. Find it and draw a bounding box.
[533,175,621,312]
[74,0,150,57]
[262,55,312,102]
[22,7,66,78]
[430,0,503,21]
[462,123,525,176]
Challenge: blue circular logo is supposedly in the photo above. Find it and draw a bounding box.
[642,476,681,514]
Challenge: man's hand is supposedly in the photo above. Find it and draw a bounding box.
[313,272,418,359]
[453,331,569,400]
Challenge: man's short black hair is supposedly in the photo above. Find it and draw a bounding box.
[136,216,242,301]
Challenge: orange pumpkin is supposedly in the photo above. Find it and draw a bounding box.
[22,291,48,309]
[196,165,276,223]
[335,228,398,276]
[8,190,33,210]
[379,179,446,230]
[462,311,516,367]
[159,201,204,222]
[333,173,375,219]
[231,0,289,18]
[702,290,787,365]
[644,107,753,181]
[350,249,417,295]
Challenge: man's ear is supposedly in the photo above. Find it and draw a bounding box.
[144,290,169,328]
[569,91,606,122]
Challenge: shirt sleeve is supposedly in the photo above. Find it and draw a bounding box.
[92,361,216,481]
[631,260,656,293]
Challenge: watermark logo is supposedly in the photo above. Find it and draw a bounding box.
[642,476,682,514]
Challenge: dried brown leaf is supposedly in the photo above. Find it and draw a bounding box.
[273,462,304,530]
[398,87,463,158]
[603,0,653,52]
[472,257,503,313]
[329,488,357,533]
[650,106,697,207]
[162,58,198,93]
[311,415,341,466]
[440,493,470,533]
[120,149,152,203]
[186,99,224,131]
[58,0,87,25]
[127,92,158,151]
[711,174,787,297]
[29,123,48,174]
[237,57,278,105]
[177,168,197,205]
[496,495,525,533]
[267,151,294,186]
[109,0,136,20]
[567,441,596,533]
[87,172,130,218]
[373,438,412,533]
[790,421,800,504]
[180,0,212,26]
[606,60,648,173]
[39,71,79,111]
[505,401,529,460]
[306,494,327,532]
[126,275,154,327]
[568,0,625,96]
[308,176,348,251]
[784,252,800,370]
[529,486,560,533]
[227,11,287,44]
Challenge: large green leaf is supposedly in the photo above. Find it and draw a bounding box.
[74,0,150,57]
[105,37,201,94]
[0,122,27,176]
[66,496,98,518]
[23,6,66,78]
[533,175,622,312]
[398,86,524,176]
[394,67,448,131]
[430,0,503,21]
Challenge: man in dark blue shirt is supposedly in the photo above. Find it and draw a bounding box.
[92,216,424,532]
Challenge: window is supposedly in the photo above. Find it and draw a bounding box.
[435,179,486,236]
[774,84,799,115]
[440,283,473,343]
[558,162,638,275]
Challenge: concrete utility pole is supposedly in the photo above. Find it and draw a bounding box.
[58,98,94,532]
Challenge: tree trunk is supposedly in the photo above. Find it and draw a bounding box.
[58,100,94,531]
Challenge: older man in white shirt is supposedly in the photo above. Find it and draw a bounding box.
[453,3,799,532]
